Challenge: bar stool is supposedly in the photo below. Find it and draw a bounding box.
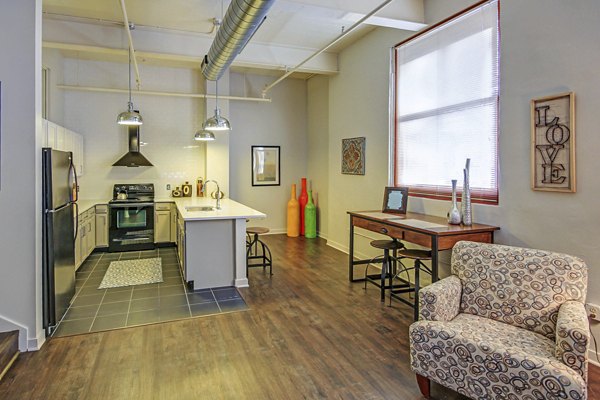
[364,239,405,302]
[390,248,432,321]
[246,227,272,275]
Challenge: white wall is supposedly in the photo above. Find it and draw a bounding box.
[60,59,207,200]
[325,27,412,260]
[42,48,65,124]
[307,75,330,238]
[0,0,43,350]
[229,73,308,233]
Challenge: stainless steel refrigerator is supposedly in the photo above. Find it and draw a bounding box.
[42,148,78,335]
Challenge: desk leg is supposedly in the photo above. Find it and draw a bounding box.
[431,239,439,282]
[348,217,354,282]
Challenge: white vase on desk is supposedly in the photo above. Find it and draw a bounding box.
[461,159,472,226]
[448,179,461,225]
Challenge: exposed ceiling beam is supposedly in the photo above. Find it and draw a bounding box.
[343,12,427,31]
[57,84,272,103]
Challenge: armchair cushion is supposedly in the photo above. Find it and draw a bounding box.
[452,241,587,339]
[418,275,462,322]
[410,313,587,399]
[556,300,590,381]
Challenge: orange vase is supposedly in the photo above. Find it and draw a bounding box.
[287,184,300,237]
[298,178,308,236]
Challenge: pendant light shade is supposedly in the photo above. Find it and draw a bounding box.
[117,47,143,126]
[203,108,230,131]
[194,129,215,141]
[117,102,143,125]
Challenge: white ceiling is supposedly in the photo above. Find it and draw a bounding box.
[43,0,425,52]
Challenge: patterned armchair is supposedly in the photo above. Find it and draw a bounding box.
[409,241,589,399]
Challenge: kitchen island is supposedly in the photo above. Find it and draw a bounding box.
[163,197,266,291]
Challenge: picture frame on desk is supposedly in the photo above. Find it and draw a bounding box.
[382,186,408,214]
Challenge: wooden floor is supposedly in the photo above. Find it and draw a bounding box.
[1,235,599,399]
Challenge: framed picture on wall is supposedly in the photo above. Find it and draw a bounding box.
[382,186,409,214]
[531,92,576,192]
[341,137,366,175]
[252,145,280,186]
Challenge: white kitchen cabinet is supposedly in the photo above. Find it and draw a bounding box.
[154,203,172,243]
[176,209,186,276]
[95,205,109,247]
[75,217,82,270]
[170,204,177,243]
[46,120,58,149]
[42,119,84,176]
[85,212,96,257]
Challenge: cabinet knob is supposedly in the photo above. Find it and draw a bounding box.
[380,227,388,234]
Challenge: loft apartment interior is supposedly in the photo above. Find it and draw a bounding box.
[1,0,599,399]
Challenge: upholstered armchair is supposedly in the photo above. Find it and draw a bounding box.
[409,241,589,399]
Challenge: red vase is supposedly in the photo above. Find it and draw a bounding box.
[298,178,308,235]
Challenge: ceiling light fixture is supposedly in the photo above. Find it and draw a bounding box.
[194,129,215,141]
[202,79,231,132]
[117,47,143,125]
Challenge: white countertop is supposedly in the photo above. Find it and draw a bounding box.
[77,199,108,214]
[155,197,266,221]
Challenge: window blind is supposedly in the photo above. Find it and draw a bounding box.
[394,0,499,203]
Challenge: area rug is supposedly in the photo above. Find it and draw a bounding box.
[98,258,163,289]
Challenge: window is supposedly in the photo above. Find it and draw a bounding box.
[393,0,499,204]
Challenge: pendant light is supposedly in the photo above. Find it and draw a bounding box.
[194,129,215,141]
[203,78,231,131]
[117,47,143,125]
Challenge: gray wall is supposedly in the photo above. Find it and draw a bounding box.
[307,75,330,238]
[0,0,42,349]
[229,73,308,233]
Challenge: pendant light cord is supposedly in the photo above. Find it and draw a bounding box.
[128,47,132,108]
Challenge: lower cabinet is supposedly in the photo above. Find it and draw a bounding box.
[154,203,173,243]
[95,205,109,247]
[75,207,96,270]
[176,209,186,276]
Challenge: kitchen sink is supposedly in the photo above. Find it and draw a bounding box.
[185,206,216,212]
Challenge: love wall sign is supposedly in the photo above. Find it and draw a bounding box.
[530,92,576,192]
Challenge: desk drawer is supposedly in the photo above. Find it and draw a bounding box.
[353,217,406,239]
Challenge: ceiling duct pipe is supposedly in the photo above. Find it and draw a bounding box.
[201,0,276,81]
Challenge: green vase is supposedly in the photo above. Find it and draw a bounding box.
[305,190,317,239]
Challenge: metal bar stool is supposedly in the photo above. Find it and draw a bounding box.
[364,239,405,302]
[246,227,272,275]
[390,248,432,321]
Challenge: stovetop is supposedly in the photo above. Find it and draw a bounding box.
[110,183,154,204]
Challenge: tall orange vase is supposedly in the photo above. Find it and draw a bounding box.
[298,178,308,236]
[287,184,300,237]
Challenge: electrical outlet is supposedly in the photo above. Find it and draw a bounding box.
[585,303,600,321]
[166,184,171,190]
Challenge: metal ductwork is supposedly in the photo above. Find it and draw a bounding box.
[201,0,276,81]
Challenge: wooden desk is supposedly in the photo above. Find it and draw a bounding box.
[347,211,500,282]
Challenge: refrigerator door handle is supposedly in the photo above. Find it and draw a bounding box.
[73,202,79,241]
[69,154,78,203]
[46,203,71,214]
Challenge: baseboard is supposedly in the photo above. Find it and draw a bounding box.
[0,316,28,352]
[263,228,286,235]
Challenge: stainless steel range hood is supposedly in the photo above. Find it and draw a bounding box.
[112,126,153,167]
[201,0,276,81]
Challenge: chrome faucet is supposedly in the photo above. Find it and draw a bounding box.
[202,180,221,210]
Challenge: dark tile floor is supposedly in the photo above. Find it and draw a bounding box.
[52,247,248,337]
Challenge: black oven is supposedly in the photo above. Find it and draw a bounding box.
[108,202,155,252]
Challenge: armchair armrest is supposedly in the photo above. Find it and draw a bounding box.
[418,275,462,321]
[556,300,590,381]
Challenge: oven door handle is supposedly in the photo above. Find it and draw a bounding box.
[109,203,154,208]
